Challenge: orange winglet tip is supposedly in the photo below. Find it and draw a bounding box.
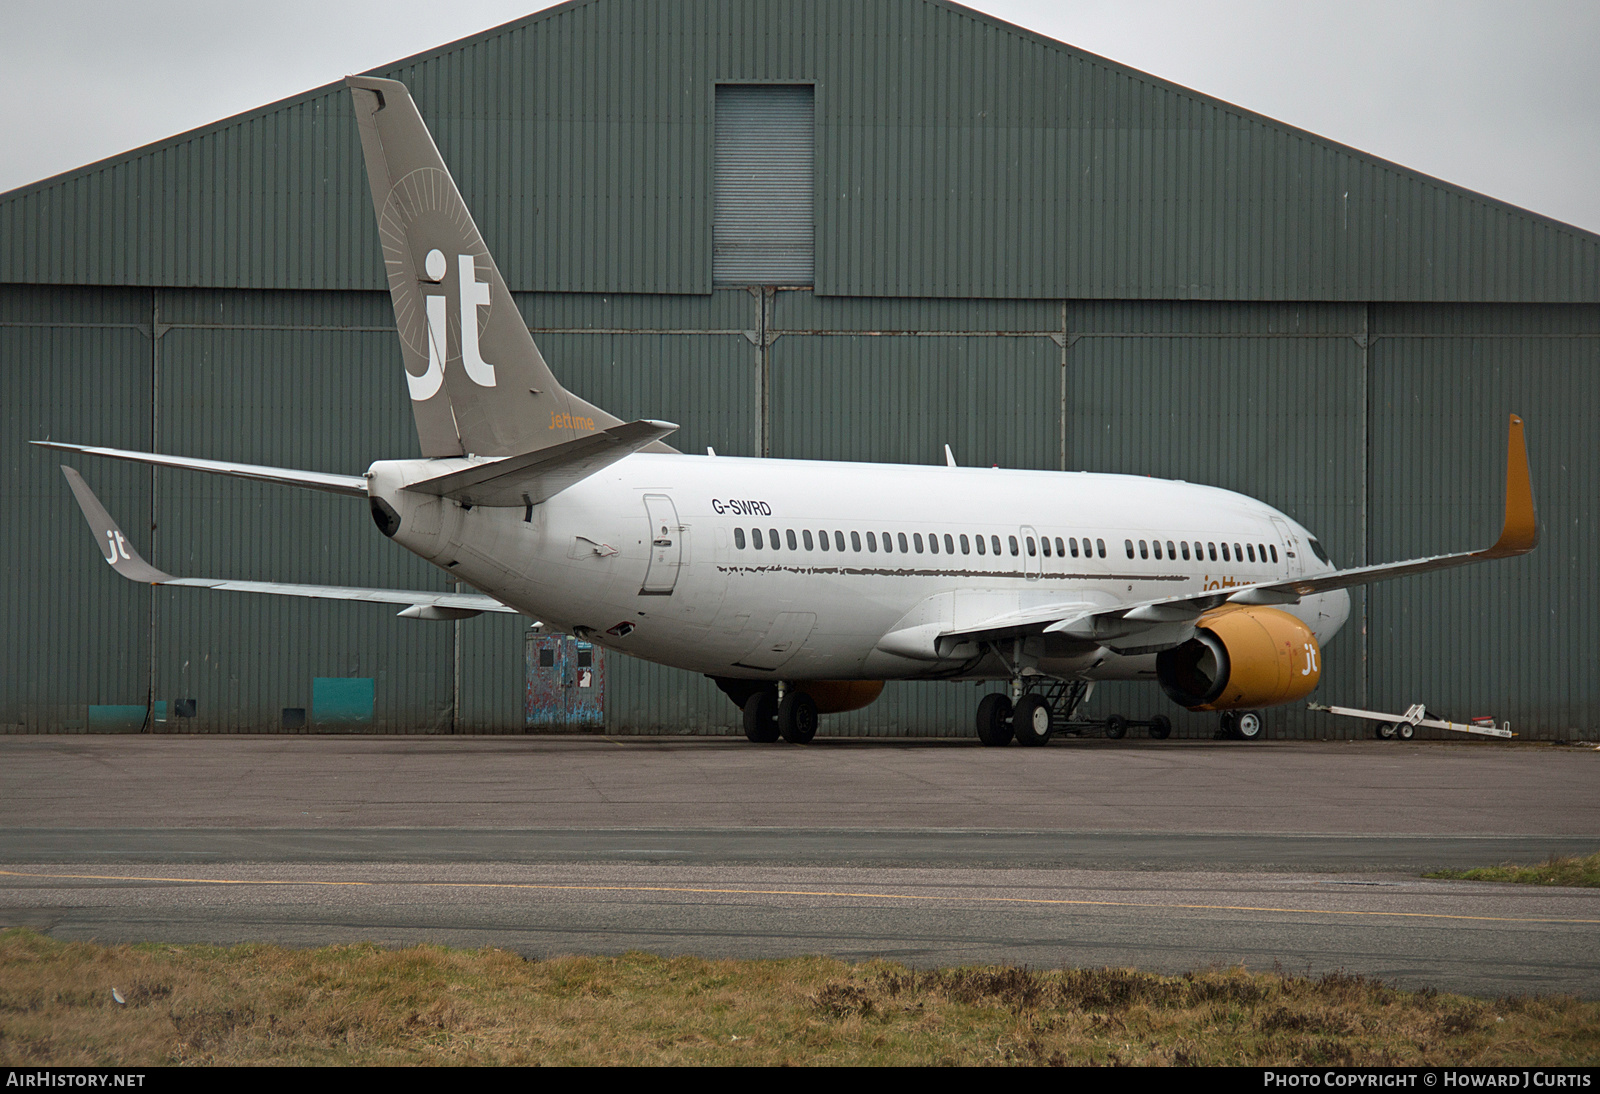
[1484,413,1538,558]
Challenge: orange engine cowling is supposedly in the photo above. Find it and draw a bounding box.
[1155,607,1322,711]
[804,680,886,714]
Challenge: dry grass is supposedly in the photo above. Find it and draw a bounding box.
[1,928,1596,1065]
[1426,852,1600,888]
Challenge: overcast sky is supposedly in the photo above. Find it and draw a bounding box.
[3,0,1597,234]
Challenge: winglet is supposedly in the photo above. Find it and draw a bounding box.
[1481,413,1538,559]
[60,466,172,584]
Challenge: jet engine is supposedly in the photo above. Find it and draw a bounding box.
[1155,607,1321,711]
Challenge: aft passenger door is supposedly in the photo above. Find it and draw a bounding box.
[640,494,683,595]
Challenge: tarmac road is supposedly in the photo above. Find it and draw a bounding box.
[2,735,1596,998]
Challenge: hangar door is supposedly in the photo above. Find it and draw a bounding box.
[525,634,605,730]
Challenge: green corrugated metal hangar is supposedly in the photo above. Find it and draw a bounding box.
[3,0,1597,738]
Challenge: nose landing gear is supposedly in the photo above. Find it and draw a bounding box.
[973,679,1173,745]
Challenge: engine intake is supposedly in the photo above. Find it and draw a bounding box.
[1155,606,1321,711]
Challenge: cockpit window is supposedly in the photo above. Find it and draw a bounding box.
[1308,537,1331,565]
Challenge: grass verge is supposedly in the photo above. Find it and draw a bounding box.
[2,928,1596,1065]
[1425,852,1600,888]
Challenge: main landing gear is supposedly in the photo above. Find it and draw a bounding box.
[1215,709,1267,740]
[742,685,818,744]
[975,679,1173,746]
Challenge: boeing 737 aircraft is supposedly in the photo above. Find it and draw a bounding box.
[40,77,1539,745]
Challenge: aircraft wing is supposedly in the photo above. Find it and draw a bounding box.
[33,441,368,497]
[406,418,678,507]
[928,414,1539,654]
[60,466,517,620]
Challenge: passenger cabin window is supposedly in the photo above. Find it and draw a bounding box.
[1221,543,1229,561]
[802,530,813,550]
[1234,543,1243,561]
[897,532,909,553]
[1008,536,1019,556]
[1208,542,1217,561]
[1040,537,1050,557]
[1125,539,1135,559]
[991,535,1002,555]
[944,534,955,554]
[1026,537,1036,556]
[1270,544,1278,563]
[960,534,970,554]
[770,527,780,548]
[752,528,764,549]
[787,529,798,550]
[1069,539,1079,558]
[1167,540,1176,559]
[1246,544,1255,562]
[1180,542,1190,560]
[851,531,861,552]
[734,527,746,549]
[976,535,986,555]
[1139,540,1149,560]
[1097,538,1106,558]
[1152,541,1161,560]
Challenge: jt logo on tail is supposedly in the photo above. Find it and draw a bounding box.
[413,248,498,401]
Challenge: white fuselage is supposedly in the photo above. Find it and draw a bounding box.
[367,453,1350,684]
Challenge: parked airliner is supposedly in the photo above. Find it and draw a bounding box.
[40,77,1538,745]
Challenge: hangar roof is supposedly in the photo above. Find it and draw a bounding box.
[3,0,1597,300]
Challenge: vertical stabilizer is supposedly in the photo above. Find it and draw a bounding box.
[347,75,626,458]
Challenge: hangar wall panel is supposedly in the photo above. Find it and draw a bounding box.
[1367,304,1600,733]
[2,287,154,729]
[1061,302,1369,736]
[5,0,1598,301]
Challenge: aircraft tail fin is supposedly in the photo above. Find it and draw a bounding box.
[346,76,647,459]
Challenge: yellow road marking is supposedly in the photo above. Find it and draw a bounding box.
[2,868,1596,925]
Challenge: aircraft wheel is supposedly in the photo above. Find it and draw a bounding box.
[1013,694,1053,747]
[1149,715,1172,740]
[1397,721,1415,741]
[1217,711,1239,739]
[742,689,780,743]
[778,690,819,745]
[975,693,1014,746]
[1104,714,1128,740]
[1374,721,1396,740]
[1236,710,1265,741]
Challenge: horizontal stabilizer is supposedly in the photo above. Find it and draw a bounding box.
[407,419,679,507]
[60,466,514,616]
[35,441,367,497]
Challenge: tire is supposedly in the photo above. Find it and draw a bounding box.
[975,693,1014,746]
[1105,714,1128,740]
[1374,722,1396,740]
[1013,694,1053,747]
[1397,721,1415,741]
[778,690,819,745]
[1236,710,1265,741]
[1217,711,1239,739]
[742,689,780,743]
[1148,715,1172,741]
